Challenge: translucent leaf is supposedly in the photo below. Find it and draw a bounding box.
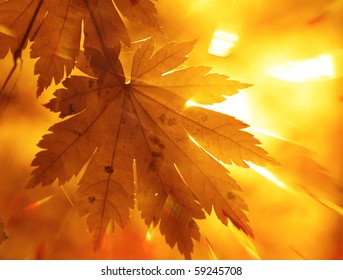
[28,38,276,258]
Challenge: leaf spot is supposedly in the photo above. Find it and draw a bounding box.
[200,113,208,122]
[159,113,166,124]
[148,161,156,171]
[158,113,177,126]
[104,165,114,174]
[69,104,75,115]
[167,117,177,126]
[72,130,81,137]
[227,191,236,200]
[151,151,163,159]
[88,196,96,203]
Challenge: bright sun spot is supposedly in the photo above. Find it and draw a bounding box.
[186,91,250,123]
[266,55,334,82]
[208,23,239,57]
[23,195,55,212]
[245,161,293,192]
[145,231,152,242]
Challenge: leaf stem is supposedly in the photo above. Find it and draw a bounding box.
[0,0,45,115]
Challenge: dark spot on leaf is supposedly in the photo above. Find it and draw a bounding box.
[149,151,164,171]
[88,196,96,203]
[158,113,177,126]
[159,113,166,124]
[167,117,177,126]
[227,191,236,200]
[201,114,208,122]
[69,104,75,115]
[88,80,94,89]
[151,136,159,144]
[72,130,81,137]
[150,136,165,151]
[151,151,163,159]
[104,165,114,174]
[148,161,156,171]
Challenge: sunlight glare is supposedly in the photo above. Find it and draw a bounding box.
[208,23,239,57]
[188,134,203,148]
[185,100,198,107]
[310,194,343,216]
[210,92,250,122]
[0,25,13,37]
[186,91,250,123]
[133,158,137,190]
[250,127,290,142]
[266,55,334,82]
[145,231,152,242]
[23,195,54,211]
[228,223,261,260]
[205,237,218,260]
[245,161,293,192]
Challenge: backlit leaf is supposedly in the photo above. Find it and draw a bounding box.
[28,38,276,258]
[0,0,160,95]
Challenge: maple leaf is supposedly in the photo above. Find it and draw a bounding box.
[0,220,8,245]
[0,0,160,95]
[27,38,276,259]
[115,0,160,31]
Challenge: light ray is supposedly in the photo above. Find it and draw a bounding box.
[186,91,250,123]
[0,25,14,37]
[174,163,188,186]
[309,193,343,216]
[188,134,202,148]
[23,195,54,211]
[266,54,334,82]
[60,185,75,208]
[133,159,138,201]
[228,222,261,260]
[205,237,218,260]
[250,127,290,142]
[245,161,294,192]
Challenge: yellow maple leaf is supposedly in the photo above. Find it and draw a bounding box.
[27,38,276,259]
